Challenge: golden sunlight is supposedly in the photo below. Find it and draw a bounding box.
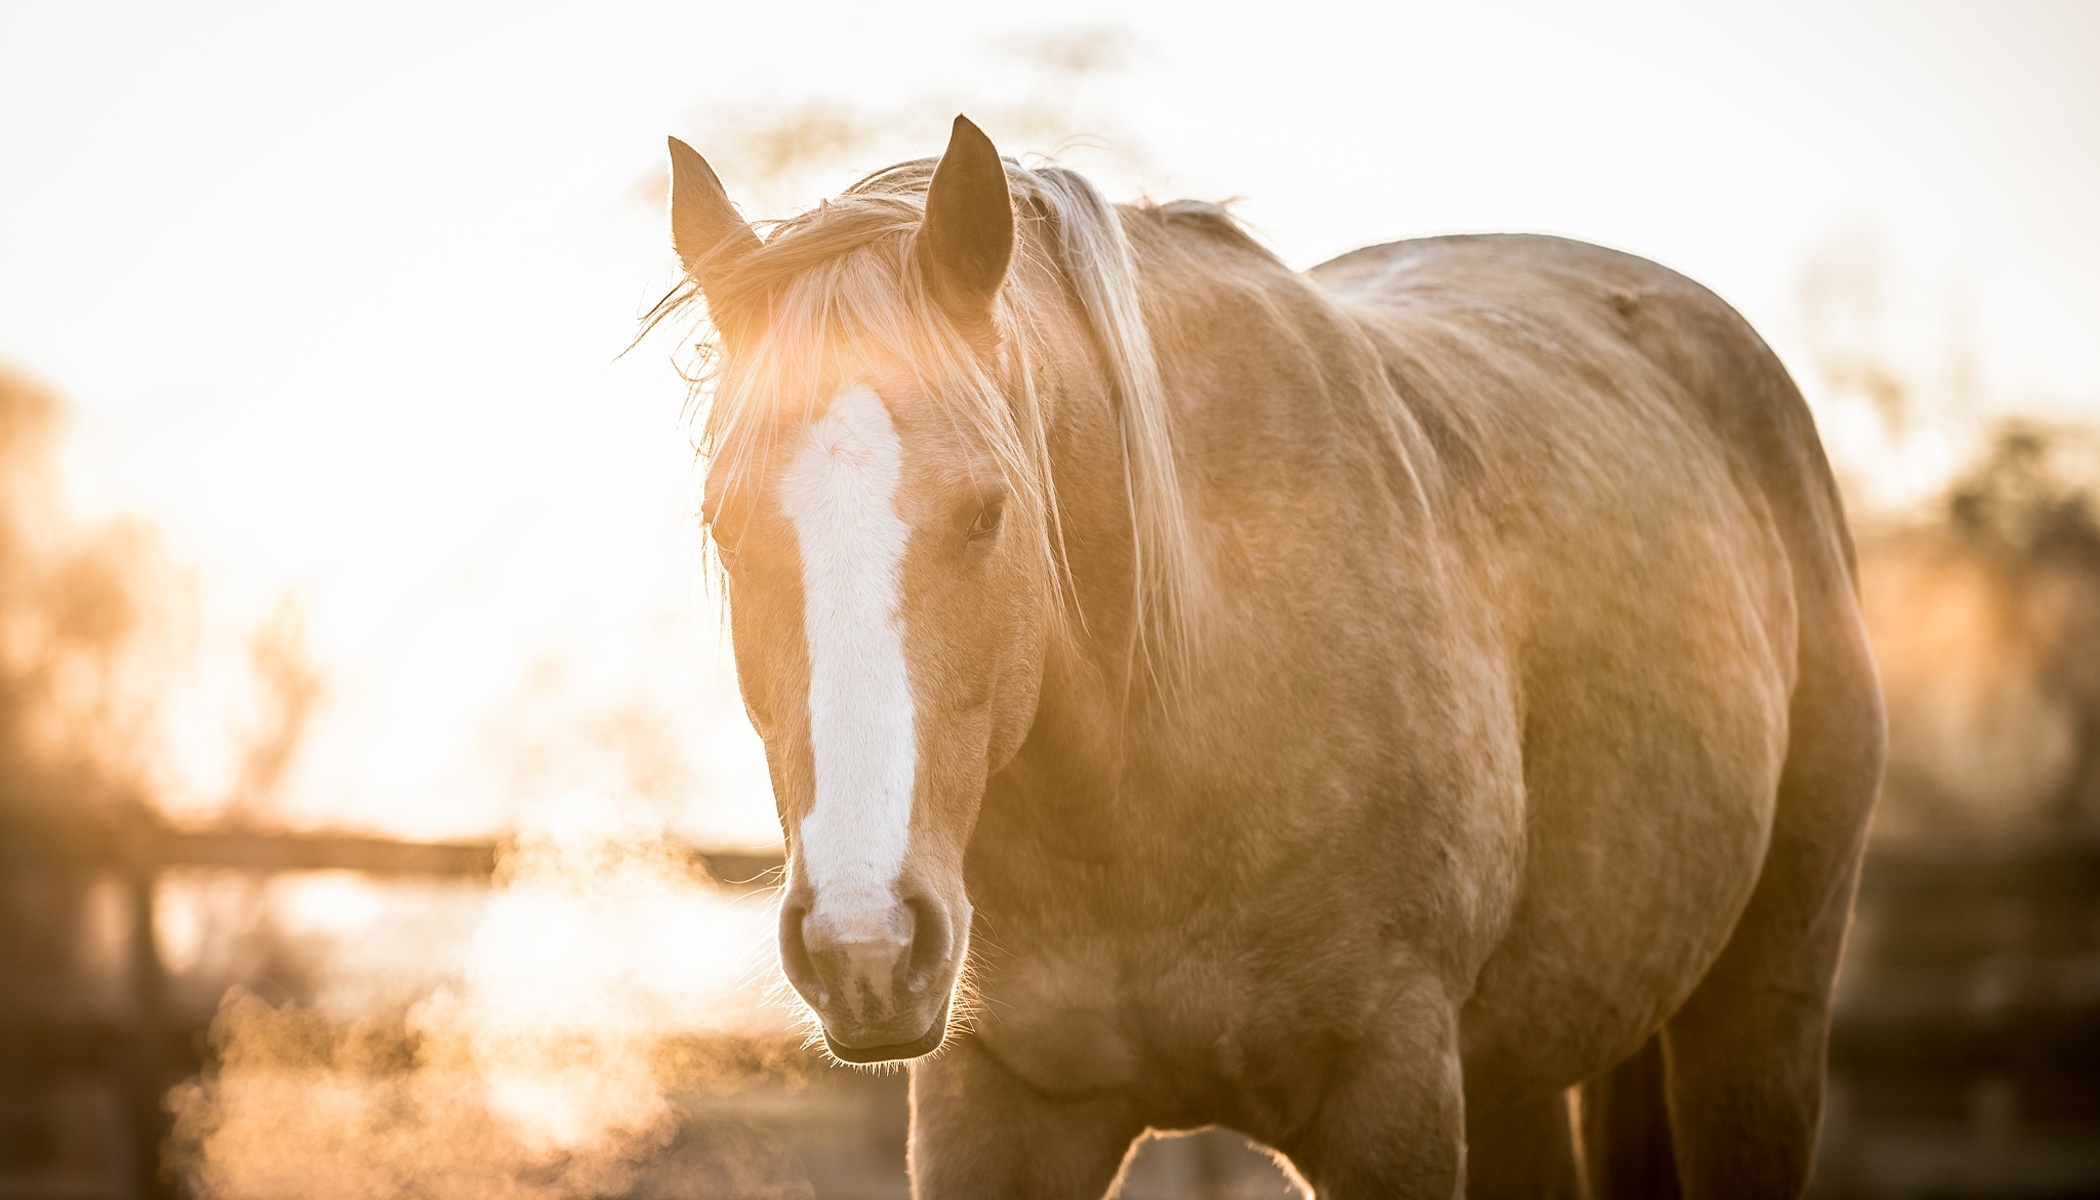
[2,2,2096,1196]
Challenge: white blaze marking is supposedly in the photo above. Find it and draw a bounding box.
[779,386,917,934]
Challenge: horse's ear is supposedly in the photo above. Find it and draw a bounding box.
[668,136,760,289]
[917,115,1014,329]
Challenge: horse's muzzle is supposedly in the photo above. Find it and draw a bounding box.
[779,890,964,1063]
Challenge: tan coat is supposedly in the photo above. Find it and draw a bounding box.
[665,118,1884,1199]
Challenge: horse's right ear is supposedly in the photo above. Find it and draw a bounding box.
[668,137,760,291]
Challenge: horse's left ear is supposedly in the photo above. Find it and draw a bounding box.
[917,115,1014,329]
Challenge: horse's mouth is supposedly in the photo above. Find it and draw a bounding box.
[821,998,952,1064]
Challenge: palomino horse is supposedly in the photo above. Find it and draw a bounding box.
[657,117,1883,1199]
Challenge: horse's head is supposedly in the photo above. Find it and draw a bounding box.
[667,118,1060,1062]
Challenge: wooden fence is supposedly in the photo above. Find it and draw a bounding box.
[0,821,780,1200]
[1815,825,2100,1198]
[3,820,2095,1199]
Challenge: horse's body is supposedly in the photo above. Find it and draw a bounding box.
[662,119,1883,1198]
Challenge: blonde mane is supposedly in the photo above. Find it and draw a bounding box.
[661,156,1202,675]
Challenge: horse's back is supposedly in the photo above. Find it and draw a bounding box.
[1310,233,1880,1098]
[1313,231,1858,709]
[1312,233,1854,589]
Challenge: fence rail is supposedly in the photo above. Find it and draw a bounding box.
[4,823,786,886]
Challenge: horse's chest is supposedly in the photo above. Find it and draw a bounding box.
[975,921,1370,1125]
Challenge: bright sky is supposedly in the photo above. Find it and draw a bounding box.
[1,0,2094,841]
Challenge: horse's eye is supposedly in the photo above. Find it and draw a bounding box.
[967,496,1005,542]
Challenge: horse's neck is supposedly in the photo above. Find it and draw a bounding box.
[1008,223,1436,833]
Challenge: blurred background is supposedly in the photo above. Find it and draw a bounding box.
[1,1,2095,1196]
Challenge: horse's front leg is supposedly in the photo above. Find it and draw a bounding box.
[908,1036,1143,1200]
[1280,982,1467,1200]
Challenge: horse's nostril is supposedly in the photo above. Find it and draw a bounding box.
[902,894,950,994]
[778,901,827,1007]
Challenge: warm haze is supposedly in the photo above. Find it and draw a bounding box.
[1,4,2097,1196]
[2,0,2095,844]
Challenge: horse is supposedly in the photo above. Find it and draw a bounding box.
[654,116,1884,1199]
